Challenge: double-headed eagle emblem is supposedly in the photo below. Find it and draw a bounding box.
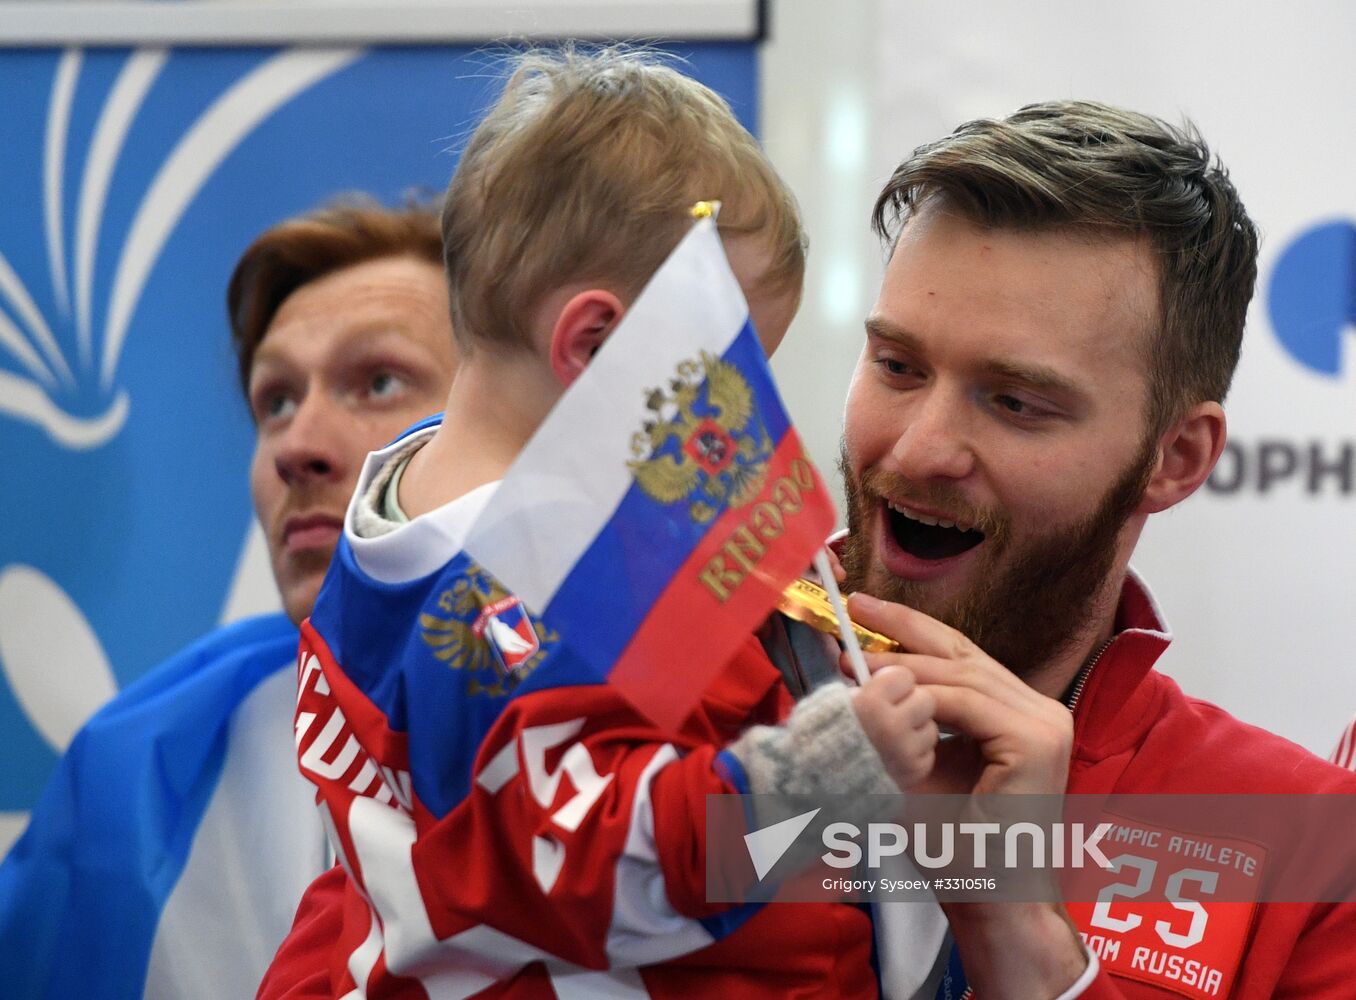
[628,351,773,523]
[418,562,557,697]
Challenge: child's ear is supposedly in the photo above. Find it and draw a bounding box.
[549,290,624,387]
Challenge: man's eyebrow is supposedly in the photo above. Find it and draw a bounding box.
[864,316,925,352]
[248,343,285,372]
[865,315,1084,398]
[981,358,1082,398]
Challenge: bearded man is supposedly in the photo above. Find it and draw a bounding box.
[839,102,1356,998]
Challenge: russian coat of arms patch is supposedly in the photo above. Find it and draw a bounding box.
[419,563,558,697]
[627,351,773,523]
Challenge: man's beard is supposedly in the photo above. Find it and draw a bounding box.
[838,437,1157,678]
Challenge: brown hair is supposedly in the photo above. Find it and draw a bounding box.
[872,100,1259,431]
[228,195,444,395]
[442,44,805,352]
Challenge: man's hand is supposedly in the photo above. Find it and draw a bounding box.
[846,591,1090,999]
[852,665,937,792]
[845,591,1073,797]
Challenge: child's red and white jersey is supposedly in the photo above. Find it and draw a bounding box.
[267,424,875,998]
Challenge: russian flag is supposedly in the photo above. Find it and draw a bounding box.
[465,216,835,732]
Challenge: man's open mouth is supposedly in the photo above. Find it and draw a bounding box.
[886,502,985,561]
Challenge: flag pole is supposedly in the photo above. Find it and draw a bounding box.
[812,549,871,686]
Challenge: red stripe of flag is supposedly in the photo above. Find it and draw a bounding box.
[608,432,836,731]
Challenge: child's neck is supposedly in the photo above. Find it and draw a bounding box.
[398,350,559,518]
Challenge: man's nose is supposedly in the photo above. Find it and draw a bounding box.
[273,393,346,486]
[889,385,976,482]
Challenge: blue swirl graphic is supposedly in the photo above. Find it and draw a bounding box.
[0,43,757,824]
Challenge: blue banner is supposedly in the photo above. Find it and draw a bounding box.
[0,41,758,845]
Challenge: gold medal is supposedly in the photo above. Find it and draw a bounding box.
[776,578,899,652]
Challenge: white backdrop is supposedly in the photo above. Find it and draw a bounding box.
[764,0,1356,755]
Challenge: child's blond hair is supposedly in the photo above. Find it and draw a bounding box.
[442,45,805,352]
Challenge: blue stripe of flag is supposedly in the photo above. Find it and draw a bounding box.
[526,322,791,680]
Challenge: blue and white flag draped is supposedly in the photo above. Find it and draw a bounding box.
[0,613,329,1000]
